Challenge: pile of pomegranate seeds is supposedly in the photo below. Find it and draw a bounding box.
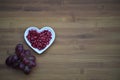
[27,30,52,50]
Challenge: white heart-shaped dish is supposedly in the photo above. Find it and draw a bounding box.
[24,26,55,54]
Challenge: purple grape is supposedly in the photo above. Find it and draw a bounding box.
[19,62,25,70]
[12,55,19,63]
[19,52,25,59]
[23,58,30,65]
[24,66,31,74]
[6,55,13,66]
[28,61,36,68]
[28,55,36,61]
[15,44,24,56]
[24,50,31,55]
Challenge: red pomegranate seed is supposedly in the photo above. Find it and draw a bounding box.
[27,30,52,50]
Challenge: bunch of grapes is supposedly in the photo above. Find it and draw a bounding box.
[5,44,36,74]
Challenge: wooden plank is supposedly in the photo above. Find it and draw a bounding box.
[0,0,120,80]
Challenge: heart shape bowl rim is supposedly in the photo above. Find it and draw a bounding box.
[24,26,55,54]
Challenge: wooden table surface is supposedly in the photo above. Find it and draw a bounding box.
[0,0,120,80]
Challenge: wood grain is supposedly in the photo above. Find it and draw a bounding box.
[0,0,120,80]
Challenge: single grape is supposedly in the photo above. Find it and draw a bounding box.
[19,62,25,70]
[23,57,30,65]
[28,61,36,68]
[24,66,31,74]
[28,55,36,61]
[19,52,25,59]
[15,44,24,56]
[5,55,13,66]
[24,50,31,55]
[12,55,19,63]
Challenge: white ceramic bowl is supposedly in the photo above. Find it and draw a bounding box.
[24,26,55,54]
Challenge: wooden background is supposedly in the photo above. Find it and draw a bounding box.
[0,0,120,80]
